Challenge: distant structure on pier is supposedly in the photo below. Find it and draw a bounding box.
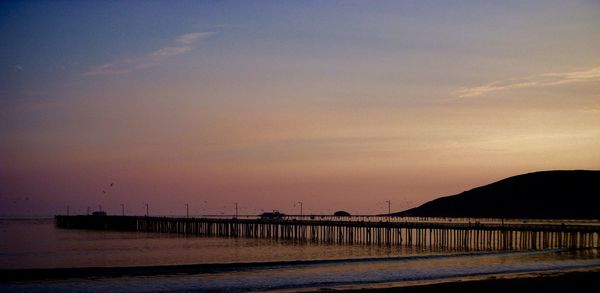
[259,210,285,219]
[334,211,351,216]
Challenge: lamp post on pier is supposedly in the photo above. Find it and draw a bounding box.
[385,200,391,215]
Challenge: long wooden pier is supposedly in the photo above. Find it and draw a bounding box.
[55,215,600,250]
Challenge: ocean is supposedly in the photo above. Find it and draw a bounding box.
[1,218,599,292]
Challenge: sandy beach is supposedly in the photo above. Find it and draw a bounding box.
[326,268,600,293]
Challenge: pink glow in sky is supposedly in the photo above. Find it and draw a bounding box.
[1,1,600,216]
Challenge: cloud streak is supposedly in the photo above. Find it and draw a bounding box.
[454,66,600,98]
[86,32,215,76]
[151,46,192,57]
[176,32,214,44]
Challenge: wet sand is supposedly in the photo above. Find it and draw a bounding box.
[328,268,600,293]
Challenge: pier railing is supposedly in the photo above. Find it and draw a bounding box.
[55,215,600,250]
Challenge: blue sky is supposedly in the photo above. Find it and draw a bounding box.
[3,0,599,103]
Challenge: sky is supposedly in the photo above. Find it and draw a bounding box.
[1,0,599,217]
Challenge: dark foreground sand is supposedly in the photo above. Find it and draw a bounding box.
[3,266,599,292]
[328,269,600,293]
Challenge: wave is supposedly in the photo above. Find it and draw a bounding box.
[0,249,566,281]
[266,264,600,292]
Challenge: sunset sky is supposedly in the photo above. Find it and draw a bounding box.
[1,1,599,217]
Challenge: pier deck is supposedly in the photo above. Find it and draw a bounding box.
[55,215,600,250]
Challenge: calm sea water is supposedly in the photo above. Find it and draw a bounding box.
[0,218,438,269]
[1,218,599,292]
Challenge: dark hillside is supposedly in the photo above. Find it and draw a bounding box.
[393,170,600,219]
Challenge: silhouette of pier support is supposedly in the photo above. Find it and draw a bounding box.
[55,216,600,250]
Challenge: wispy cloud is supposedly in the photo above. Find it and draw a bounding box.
[151,46,192,57]
[86,32,215,76]
[454,66,600,98]
[541,67,600,84]
[176,32,214,44]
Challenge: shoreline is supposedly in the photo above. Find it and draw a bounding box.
[2,264,599,292]
[2,247,599,291]
[0,250,544,281]
[306,267,600,292]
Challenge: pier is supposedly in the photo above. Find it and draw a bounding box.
[55,215,600,250]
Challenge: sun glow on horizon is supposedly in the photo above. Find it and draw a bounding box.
[1,1,599,216]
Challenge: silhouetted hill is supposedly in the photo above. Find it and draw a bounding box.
[393,170,600,219]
